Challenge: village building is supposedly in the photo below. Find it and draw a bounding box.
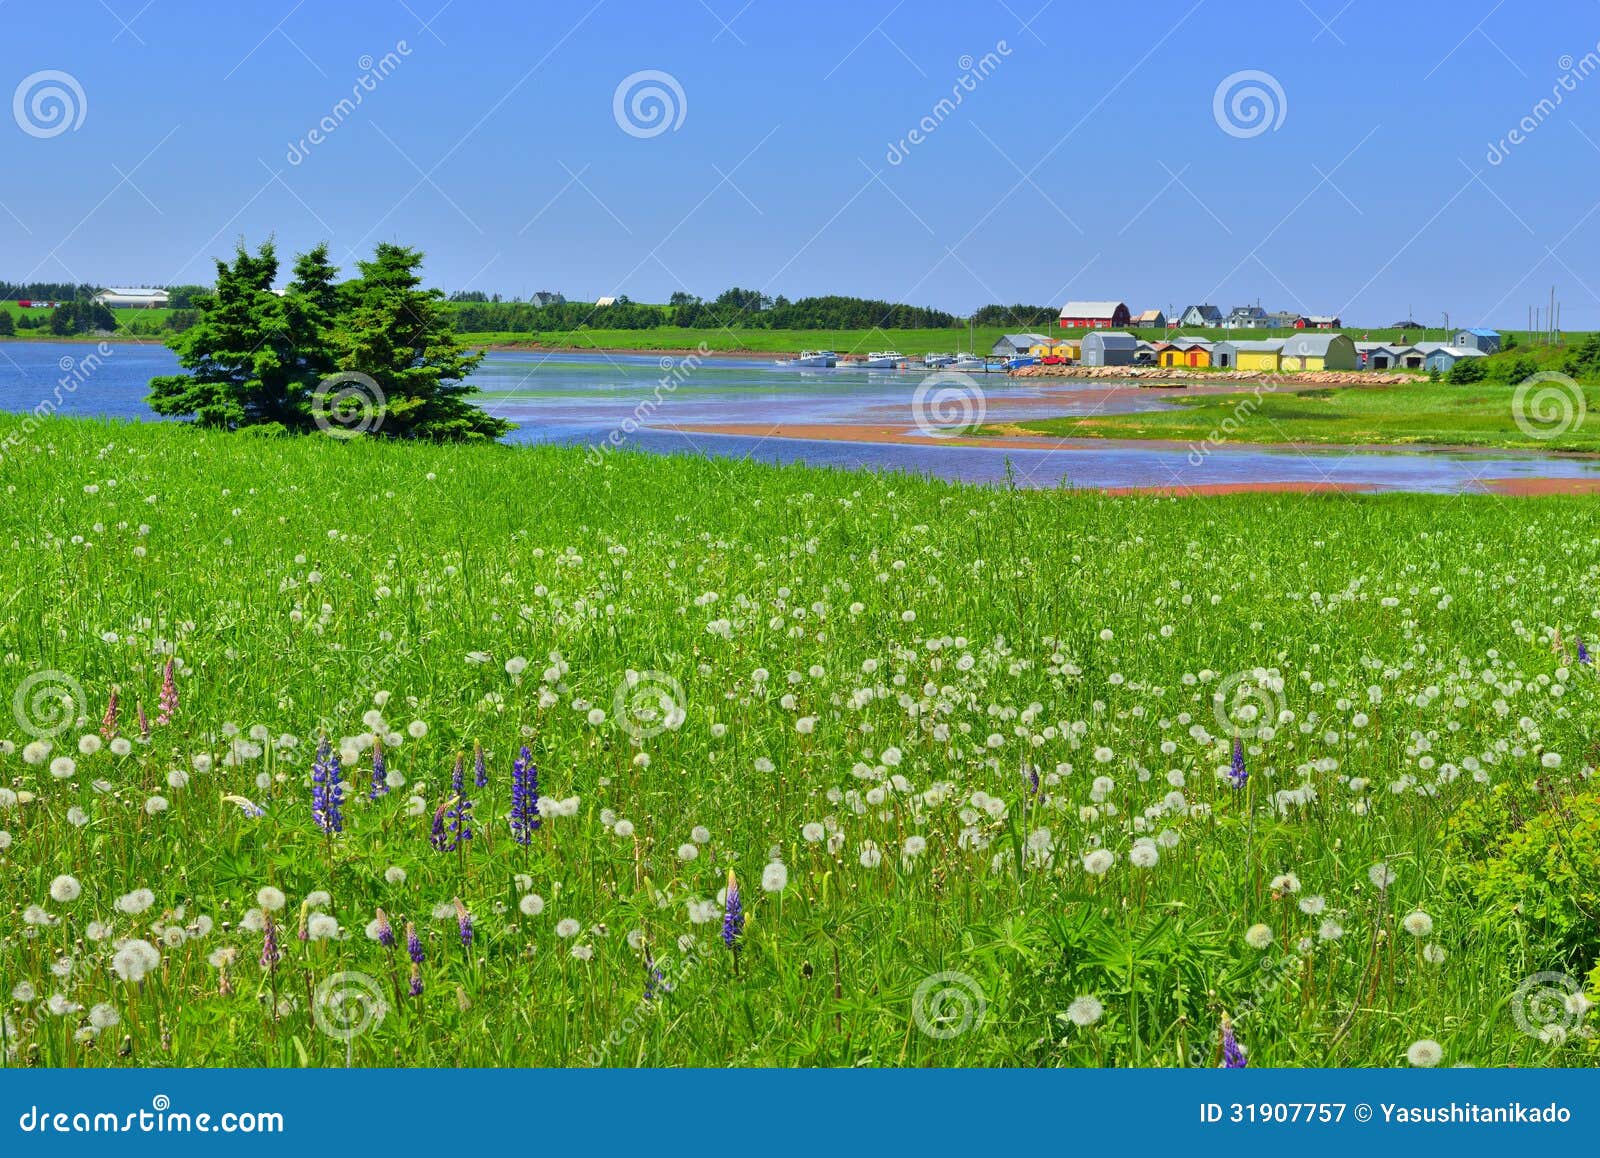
[1224,305,1270,329]
[1156,337,1213,368]
[1211,338,1285,371]
[1177,304,1223,328]
[1424,346,1488,373]
[1058,300,1130,329]
[990,333,1052,358]
[1454,328,1502,353]
[1131,308,1165,330]
[1079,330,1138,366]
[1280,333,1357,371]
[92,288,169,308]
[1295,315,1342,329]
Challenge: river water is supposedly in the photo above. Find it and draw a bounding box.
[4,342,1596,494]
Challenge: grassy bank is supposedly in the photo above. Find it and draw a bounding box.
[1004,381,1600,453]
[1,416,1597,1067]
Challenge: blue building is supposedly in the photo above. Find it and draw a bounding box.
[1454,328,1502,354]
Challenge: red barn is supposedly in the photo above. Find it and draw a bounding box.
[1058,300,1130,330]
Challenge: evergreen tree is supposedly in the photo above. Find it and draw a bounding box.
[335,243,508,441]
[146,240,311,429]
[0,309,16,336]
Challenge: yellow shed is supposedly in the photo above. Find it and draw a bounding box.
[1217,339,1285,372]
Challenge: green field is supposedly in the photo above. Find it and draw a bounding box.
[1,416,1597,1067]
[454,326,1003,358]
[1004,380,1600,454]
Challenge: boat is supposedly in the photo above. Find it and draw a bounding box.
[923,352,956,368]
[1002,356,1037,370]
[796,349,837,368]
[864,350,906,369]
[950,353,984,371]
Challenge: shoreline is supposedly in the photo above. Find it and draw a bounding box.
[660,420,1600,461]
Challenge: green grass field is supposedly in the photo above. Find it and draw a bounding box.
[1,416,1597,1068]
[1005,381,1600,453]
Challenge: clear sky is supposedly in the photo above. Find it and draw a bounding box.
[4,0,1600,328]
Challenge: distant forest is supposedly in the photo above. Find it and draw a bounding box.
[4,276,1060,334]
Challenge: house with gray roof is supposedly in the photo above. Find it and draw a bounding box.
[1080,330,1138,366]
[990,333,1052,358]
[1178,304,1224,328]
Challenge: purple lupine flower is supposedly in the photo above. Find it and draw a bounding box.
[1221,1013,1247,1068]
[722,869,744,951]
[1228,737,1248,790]
[370,736,389,801]
[260,913,281,973]
[1578,637,1592,665]
[429,754,473,852]
[405,921,424,965]
[373,907,395,950]
[1028,764,1040,796]
[408,962,423,997]
[312,736,344,834]
[454,898,473,949]
[473,741,488,790]
[643,953,670,1001]
[509,745,540,845]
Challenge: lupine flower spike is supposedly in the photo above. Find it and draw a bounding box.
[311,736,344,835]
[405,921,424,965]
[373,907,395,950]
[1221,1012,1247,1068]
[474,741,488,789]
[370,736,389,801]
[455,898,473,949]
[1578,637,1592,666]
[156,658,177,725]
[136,700,150,740]
[259,913,281,973]
[722,868,744,952]
[1228,737,1248,790]
[101,686,119,740]
[509,745,540,845]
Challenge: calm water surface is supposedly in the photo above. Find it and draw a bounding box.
[4,342,1596,494]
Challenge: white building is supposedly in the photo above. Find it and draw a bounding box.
[92,288,169,308]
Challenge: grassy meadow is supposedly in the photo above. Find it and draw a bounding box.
[1005,381,1600,453]
[1,416,1598,1068]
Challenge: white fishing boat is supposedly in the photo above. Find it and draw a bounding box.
[923,352,956,368]
[864,350,906,368]
[950,353,984,370]
[796,349,837,368]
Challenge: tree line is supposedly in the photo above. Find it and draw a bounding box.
[451,287,966,334]
[146,240,509,442]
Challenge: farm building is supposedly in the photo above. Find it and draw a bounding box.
[991,333,1052,358]
[1178,304,1223,328]
[1131,309,1166,330]
[1156,337,1213,368]
[1268,311,1304,328]
[1424,346,1488,373]
[1454,328,1502,353]
[1059,300,1130,329]
[529,291,565,307]
[1224,305,1270,329]
[1211,339,1285,371]
[1355,342,1418,370]
[92,287,168,308]
[1281,333,1357,371]
[1080,330,1138,366]
[1295,315,1341,329]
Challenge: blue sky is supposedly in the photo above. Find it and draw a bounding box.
[3,0,1600,327]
